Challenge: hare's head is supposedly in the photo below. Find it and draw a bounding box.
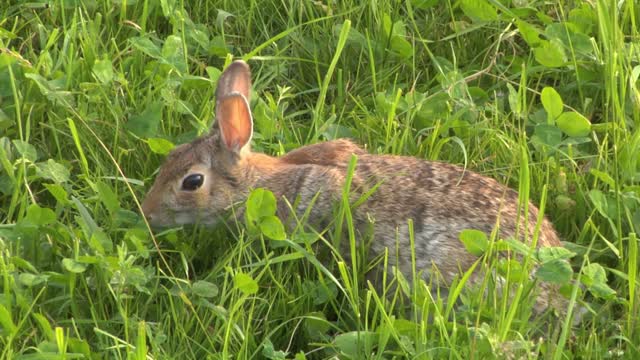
[141,60,255,226]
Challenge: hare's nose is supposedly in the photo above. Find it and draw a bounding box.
[143,211,162,228]
[141,201,155,224]
[142,206,157,223]
[144,212,154,223]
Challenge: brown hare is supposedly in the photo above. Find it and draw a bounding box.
[141,60,568,316]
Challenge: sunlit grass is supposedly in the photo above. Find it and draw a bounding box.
[0,0,638,358]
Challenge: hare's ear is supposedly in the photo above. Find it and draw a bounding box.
[215,93,253,154]
[216,60,251,100]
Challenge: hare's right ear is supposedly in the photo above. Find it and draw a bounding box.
[212,60,253,155]
[215,93,253,154]
[215,60,251,100]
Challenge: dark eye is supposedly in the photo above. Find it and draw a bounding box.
[181,174,204,191]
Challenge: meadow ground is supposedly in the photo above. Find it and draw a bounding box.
[0,0,639,359]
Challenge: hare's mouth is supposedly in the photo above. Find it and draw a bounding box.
[171,211,221,227]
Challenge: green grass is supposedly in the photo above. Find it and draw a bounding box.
[0,0,639,358]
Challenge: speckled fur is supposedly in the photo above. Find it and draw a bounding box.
[141,60,567,316]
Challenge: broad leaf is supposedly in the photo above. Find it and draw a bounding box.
[533,124,563,148]
[192,280,219,298]
[129,37,162,58]
[260,216,286,240]
[261,339,288,360]
[537,246,576,262]
[588,189,610,219]
[459,229,488,256]
[460,0,498,22]
[93,58,114,84]
[36,159,70,183]
[246,188,277,222]
[161,35,187,73]
[95,181,120,215]
[516,20,542,47]
[540,87,563,120]
[556,111,591,137]
[25,204,56,226]
[127,102,163,138]
[62,258,87,273]
[581,263,616,299]
[147,138,175,155]
[334,331,378,358]
[12,140,37,162]
[534,40,566,68]
[535,259,573,284]
[234,272,258,295]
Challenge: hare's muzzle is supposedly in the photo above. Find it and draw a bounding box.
[141,195,161,227]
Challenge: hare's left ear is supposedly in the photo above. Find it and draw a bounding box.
[215,93,253,154]
[216,60,251,101]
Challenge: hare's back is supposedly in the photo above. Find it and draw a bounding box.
[351,154,561,248]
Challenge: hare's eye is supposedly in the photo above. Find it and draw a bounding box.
[181,174,204,191]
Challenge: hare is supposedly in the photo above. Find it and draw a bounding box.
[141,60,568,316]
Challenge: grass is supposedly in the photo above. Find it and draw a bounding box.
[0,0,639,358]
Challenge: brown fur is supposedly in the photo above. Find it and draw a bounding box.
[141,60,567,316]
[281,139,367,167]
